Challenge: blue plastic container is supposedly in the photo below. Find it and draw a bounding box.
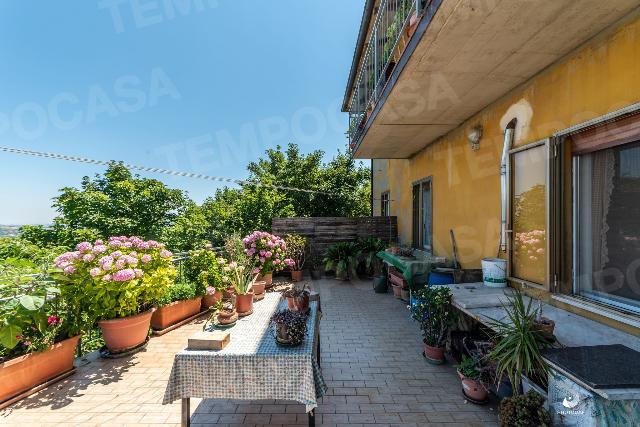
[427,271,454,286]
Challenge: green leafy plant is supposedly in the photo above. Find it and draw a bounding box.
[357,237,387,276]
[0,259,68,361]
[324,242,360,279]
[156,281,198,306]
[410,286,456,347]
[499,390,551,427]
[456,355,480,379]
[284,234,308,271]
[221,235,257,295]
[487,289,549,395]
[270,309,307,345]
[182,248,224,295]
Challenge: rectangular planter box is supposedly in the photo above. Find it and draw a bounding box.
[0,335,79,404]
[151,297,202,330]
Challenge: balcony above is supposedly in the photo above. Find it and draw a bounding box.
[344,0,640,159]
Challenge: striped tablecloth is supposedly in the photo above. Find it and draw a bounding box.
[163,293,326,412]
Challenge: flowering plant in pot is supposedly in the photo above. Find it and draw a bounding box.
[0,259,79,403]
[151,281,201,330]
[242,231,289,285]
[411,286,456,364]
[284,234,307,282]
[270,309,307,346]
[54,236,175,352]
[222,236,258,317]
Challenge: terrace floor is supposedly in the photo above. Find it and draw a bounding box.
[0,278,498,427]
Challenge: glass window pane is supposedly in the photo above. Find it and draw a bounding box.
[576,142,640,312]
[512,145,547,285]
[422,183,432,250]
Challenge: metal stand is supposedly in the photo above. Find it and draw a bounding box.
[181,398,190,427]
[308,409,315,427]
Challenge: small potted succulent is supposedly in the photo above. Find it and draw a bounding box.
[270,309,307,346]
[284,234,307,282]
[55,236,175,352]
[456,355,488,403]
[283,285,311,313]
[216,300,237,326]
[242,231,292,285]
[411,286,456,364]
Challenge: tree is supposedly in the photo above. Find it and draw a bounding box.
[52,162,188,240]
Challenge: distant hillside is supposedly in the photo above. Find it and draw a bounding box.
[0,225,21,237]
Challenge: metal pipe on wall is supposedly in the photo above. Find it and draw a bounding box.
[500,122,516,253]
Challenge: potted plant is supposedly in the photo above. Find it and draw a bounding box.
[222,236,258,317]
[358,237,387,276]
[283,285,311,313]
[242,231,292,285]
[534,300,555,336]
[499,390,551,427]
[323,242,360,280]
[410,286,456,364]
[309,255,323,280]
[487,289,549,397]
[456,355,489,403]
[150,281,202,330]
[183,248,225,310]
[284,234,307,282]
[55,236,175,352]
[216,300,237,326]
[270,309,307,346]
[0,259,79,404]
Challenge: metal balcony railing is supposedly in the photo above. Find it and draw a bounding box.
[347,0,423,150]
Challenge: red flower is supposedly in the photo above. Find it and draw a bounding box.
[47,315,59,326]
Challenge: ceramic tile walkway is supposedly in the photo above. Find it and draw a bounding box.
[0,278,498,427]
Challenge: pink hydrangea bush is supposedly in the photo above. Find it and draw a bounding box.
[54,236,176,321]
[242,231,293,275]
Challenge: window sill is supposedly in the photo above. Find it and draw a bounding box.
[552,294,640,329]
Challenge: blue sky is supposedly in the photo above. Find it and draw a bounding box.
[0,0,365,224]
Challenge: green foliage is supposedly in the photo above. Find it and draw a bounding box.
[0,259,67,360]
[221,235,256,295]
[285,234,307,270]
[324,242,360,279]
[456,355,480,379]
[52,162,188,241]
[410,286,456,347]
[487,289,549,395]
[499,391,551,427]
[160,201,211,252]
[182,248,224,294]
[157,281,198,306]
[357,237,387,275]
[0,237,67,266]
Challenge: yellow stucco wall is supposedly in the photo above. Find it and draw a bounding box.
[385,11,640,269]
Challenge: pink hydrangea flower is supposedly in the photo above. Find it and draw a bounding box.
[82,253,95,262]
[92,245,107,254]
[134,268,143,278]
[205,286,216,295]
[141,254,152,263]
[159,249,172,258]
[113,269,136,282]
[102,274,112,281]
[76,242,92,252]
[89,267,102,277]
[63,265,76,275]
[114,259,126,269]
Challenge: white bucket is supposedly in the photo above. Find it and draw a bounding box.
[481,258,507,288]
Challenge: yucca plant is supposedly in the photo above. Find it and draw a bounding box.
[487,289,549,395]
[323,242,360,280]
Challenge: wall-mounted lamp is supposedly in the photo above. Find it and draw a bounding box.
[467,125,483,151]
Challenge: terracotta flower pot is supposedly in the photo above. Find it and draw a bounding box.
[217,309,238,325]
[534,317,555,335]
[202,290,222,309]
[457,371,488,402]
[291,270,302,282]
[258,273,273,286]
[392,284,403,298]
[98,309,154,352]
[294,293,310,312]
[423,342,446,365]
[223,286,235,299]
[151,297,202,330]
[0,335,79,403]
[400,288,410,302]
[236,291,254,315]
[252,281,266,296]
[287,296,296,309]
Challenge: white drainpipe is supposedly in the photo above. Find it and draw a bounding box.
[500,123,516,253]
